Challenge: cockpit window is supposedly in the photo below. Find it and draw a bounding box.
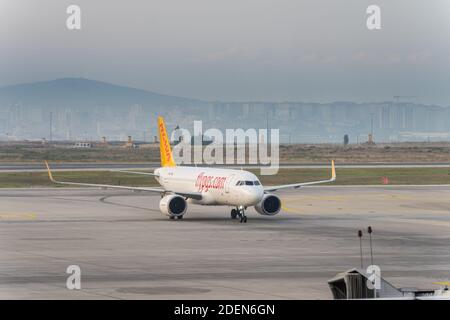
[236,180,259,186]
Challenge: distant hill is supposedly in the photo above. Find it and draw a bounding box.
[0,78,207,109]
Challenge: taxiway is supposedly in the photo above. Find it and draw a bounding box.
[0,186,449,299]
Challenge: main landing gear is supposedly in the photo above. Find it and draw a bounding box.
[230,206,247,223]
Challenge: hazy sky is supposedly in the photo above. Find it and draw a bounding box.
[1,0,449,105]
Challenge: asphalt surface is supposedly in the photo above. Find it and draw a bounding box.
[0,186,450,299]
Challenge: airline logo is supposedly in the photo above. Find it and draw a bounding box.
[195,172,227,192]
[159,121,171,161]
[158,116,175,167]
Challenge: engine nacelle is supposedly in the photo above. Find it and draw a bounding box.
[159,195,187,217]
[254,194,281,216]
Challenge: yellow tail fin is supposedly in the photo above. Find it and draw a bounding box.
[158,116,176,167]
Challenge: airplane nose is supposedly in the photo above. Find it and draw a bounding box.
[243,187,263,205]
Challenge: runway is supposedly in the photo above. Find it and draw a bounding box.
[1,186,450,299]
[2,162,450,172]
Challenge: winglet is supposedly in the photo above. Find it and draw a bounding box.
[44,161,55,182]
[331,160,336,181]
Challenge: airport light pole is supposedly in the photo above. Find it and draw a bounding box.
[368,226,374,266]
[368,226,376,298]
[358,230,363,269]
[370,113,374,137]
[49,112,53,142]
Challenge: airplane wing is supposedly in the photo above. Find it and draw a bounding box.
[175,191,203,200]
[264,160,336,192]
[45,161,203,200]
[45,161,165,193]
[110,170,159,176]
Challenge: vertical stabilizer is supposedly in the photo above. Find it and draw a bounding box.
[158,116,176,167]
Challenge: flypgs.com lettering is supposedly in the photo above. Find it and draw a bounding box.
[195,172,227,192]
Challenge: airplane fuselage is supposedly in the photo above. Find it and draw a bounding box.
[154,166,264,207]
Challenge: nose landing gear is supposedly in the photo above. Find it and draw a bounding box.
[230,206,247,223]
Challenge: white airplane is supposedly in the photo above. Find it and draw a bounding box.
[45,116,336,223]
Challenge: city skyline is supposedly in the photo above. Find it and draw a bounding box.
[1,77,449,143]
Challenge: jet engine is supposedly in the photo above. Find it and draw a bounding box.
[159,195,187,217]
[254,194,281,216]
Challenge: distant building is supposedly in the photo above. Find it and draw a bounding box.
[123,136,139,149]
[74,141,92,148]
